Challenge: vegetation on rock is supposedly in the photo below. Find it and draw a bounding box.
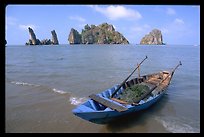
[68,23,129,44]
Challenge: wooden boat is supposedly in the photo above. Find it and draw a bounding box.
[72,56,182,124]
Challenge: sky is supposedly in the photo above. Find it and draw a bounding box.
[5,5,200,45]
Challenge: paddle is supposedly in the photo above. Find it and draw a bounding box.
[132,61,182,104]
[110,56,148,98]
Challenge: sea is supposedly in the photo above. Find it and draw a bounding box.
[5,44,200,133]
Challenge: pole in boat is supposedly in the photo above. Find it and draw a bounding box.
[110,56,148,98]
[172,61,182,75]
[133,61,182,104]
[137,63,140,78]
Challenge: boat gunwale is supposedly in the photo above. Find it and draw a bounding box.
[74,70,172,113]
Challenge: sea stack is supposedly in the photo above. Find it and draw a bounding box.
[140,29,164,45]
[27,27,41,45]
[26,28,60,45]
[51,30,59,45]
[68,28,82,44]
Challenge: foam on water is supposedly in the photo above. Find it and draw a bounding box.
[155,116,200,133]
[69,96,87,105]
[52,88,67,94]
[11,81,69,95]
[11,81,40,87]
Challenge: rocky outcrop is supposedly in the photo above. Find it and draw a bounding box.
[51,30,59,45]
[140,29,164,45]
[68,23,129,44]
[68,28,82,44]
[41,39,52,45]
[27,27,41,45]
[26,28,60,45]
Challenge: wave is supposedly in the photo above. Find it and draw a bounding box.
[10,80,89,104]
[57,57,64,60]
[6,64,16,66]
[155,116,200,133]
[69,96,87,105]
[10,81,70,95]
[11,81,40,87]
[52,88,67,94]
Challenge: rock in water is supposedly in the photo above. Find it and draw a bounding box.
[28,27,41,45]
[140,29,164,45]
[41,39,52,45]
[68,23,129,44]
[26,27,60,45]
[51,30,59,45]
[68,28,82,44]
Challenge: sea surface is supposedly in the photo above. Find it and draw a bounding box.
[5,44,200,133]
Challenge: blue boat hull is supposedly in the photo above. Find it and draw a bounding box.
[72,71,171,124]
[73,89,166,124]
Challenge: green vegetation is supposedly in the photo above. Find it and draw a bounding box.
[118,84,150,104]
[69,23,129,44]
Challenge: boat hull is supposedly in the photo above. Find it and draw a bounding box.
[73,91,165,124]
[72,71,171,124]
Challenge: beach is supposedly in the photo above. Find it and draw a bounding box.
[6,45,200,133]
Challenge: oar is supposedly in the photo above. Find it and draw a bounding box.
[110,56,148,98]
[132,61,182,104]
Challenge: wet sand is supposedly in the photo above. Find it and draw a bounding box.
[6,82,169,133]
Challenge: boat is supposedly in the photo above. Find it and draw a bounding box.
[72,56,182,124]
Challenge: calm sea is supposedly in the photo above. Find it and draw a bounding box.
[5,44,200,133]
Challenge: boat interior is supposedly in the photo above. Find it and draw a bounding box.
[87,71,171,111]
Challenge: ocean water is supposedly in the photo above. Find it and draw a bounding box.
[5,44,200,133]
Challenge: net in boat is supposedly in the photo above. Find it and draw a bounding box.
[118,84,150,104]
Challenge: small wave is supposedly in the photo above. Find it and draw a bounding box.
[11,81,69,95]
[28,61,35,63]
[69,96,87,105]
[52,88,67,94]
[57,57,64,60]
[6,64,16,66]
[155,116,199,133]
[11,81,40,87]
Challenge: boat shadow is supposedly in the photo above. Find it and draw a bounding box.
[106,94,169,132]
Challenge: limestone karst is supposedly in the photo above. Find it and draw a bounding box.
[68,23,129,44]
[140,29,164,45]
[26,27,59,45]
